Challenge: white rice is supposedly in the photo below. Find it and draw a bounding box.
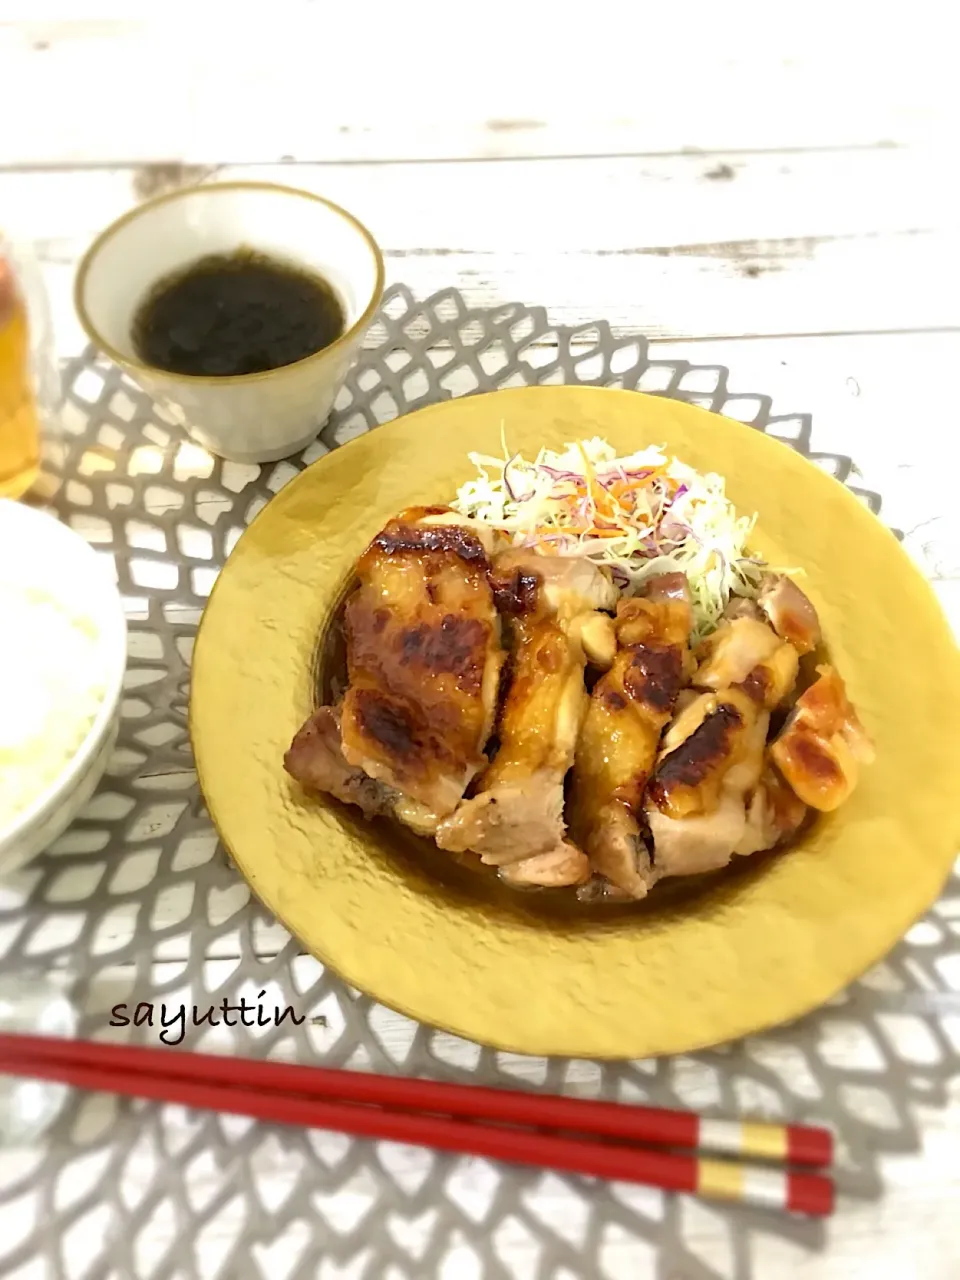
[0,580,108,828]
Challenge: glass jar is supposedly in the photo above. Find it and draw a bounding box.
[0,235,61,500]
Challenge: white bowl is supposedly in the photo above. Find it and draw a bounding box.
[0,501,127,875]
[74,181,385,464]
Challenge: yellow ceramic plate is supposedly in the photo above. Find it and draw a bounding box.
[191,387,960,1058]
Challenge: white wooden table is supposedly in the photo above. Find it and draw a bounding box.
[1,10,958,1278]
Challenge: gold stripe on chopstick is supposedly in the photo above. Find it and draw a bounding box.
[697,1158,745,1202]
[739,1122,789,1162]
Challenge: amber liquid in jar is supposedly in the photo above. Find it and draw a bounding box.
[0,255,41,499]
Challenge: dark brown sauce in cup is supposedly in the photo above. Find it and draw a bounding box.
[132,248,345,377]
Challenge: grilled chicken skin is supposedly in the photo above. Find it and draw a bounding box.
[770,663,874,810]
[284,706,442,836]
[693,615,799,711]
[433,553,616,886]
[757,573,821,655]
[568,574,694,899]
[642,592,811,882]
[337,508,506,820]
[644,682,771,879]
[736,761,809,857]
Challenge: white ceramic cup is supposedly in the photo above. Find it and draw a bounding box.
[74,182,385,464]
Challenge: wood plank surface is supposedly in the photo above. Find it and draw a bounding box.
[3,149,957,355]
[0,7,953,165]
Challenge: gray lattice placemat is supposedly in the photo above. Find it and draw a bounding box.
[1,285,958,1280]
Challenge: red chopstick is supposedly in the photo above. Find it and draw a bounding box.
[0,1033,833,1216]
[0,1032,832,1165]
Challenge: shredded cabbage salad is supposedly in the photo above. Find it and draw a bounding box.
[451,435,766,641]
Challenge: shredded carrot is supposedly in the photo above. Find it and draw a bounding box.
[577,443,616,516]
[608,471,665,499]
[535,524,579,537]
[513,454,689,552]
